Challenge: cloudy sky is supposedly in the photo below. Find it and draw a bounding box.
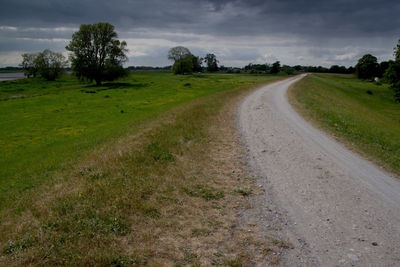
[0,0,399,67]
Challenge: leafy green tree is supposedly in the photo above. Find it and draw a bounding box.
[355,54,379,80]
[168,46,191,62]
[380,61,391,76]
[20,50,66,80]
[192,55,203,72]
[395,39,400,61]
[293,65,302,71]
[66,22,128,86]
[329,65,348,74]
[244,63,269,73]
[281,65,294,75]
[384,40,400,101]
[204,53,219,72]
[384,61,400,101]
[270,61,281,74]
[20,53,39,78]
[347,66,355,74]
[168,46,194,74]
[172,54,193,75]
[34,49,67,81]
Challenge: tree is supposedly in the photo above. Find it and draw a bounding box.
[270,61,281,74]
[384,39,400,101]
[355,54,379,80]
[192,55,203,72]
[66,22,128,86]
[380,61,391,76]
[20,53,39,78]
[244,63,269,73]
[347,66,356,74]
[172,54,193,75]
[168,46,194,74]
[293,65,302,71]
[35,49,67,81]
[168,46,191,62]
[20,50,66,80]
[204,53,218,72]
[384,61,400,101]
[395,39,400,61]
[281,65,294,75]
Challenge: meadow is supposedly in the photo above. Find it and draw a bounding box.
[0,72,286,265]
[0,72,282,209]
[289,74,400,176]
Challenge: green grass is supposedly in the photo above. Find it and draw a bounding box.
[289,74,400,176]
[0,72,285,266]
[0,72,281,209]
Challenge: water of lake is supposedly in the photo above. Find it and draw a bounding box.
[0,72,25,81]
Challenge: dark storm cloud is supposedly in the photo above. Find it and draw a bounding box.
[1,0,399,36]
[0,0,399,67]
[207,0,400,37]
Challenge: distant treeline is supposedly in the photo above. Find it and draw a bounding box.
[0,66,72,73]
[126,66,171,71]
[122,64,355,74]
[242,63,355,74]
[0,66,23,73]
[0,64,354,74]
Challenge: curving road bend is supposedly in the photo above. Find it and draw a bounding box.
[238,75,400,266]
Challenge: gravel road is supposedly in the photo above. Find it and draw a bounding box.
[238,75,400,266]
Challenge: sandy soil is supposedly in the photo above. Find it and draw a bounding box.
[238,75,400,266]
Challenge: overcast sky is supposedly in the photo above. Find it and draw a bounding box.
[0,0,399,67]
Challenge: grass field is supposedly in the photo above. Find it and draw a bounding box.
[0,72,288,265]
[0,72,282,209]
[289,74,400,176]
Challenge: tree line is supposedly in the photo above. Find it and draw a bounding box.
[21,49,67,80]
[16,22,400,99]
[355,39,400,101]
[167,46,219,74]
[242,63,354,75]
[20,22,128,85]
[19,23,224,84]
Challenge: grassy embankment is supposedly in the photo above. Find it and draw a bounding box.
[0,72,289,265]
[289,74,400,176]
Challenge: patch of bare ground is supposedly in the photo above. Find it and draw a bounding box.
[0,80,290,266]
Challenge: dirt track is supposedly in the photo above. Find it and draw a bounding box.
[238,75,400,266]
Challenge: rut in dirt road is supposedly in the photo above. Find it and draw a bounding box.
[238,75,400,266]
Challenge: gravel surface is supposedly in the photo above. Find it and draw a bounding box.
[238,75,400,266]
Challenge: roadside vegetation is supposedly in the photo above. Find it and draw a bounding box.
[0,73,289,265]
[354,39,400,101]
[289,74,400,176]
[289,39,400,175]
